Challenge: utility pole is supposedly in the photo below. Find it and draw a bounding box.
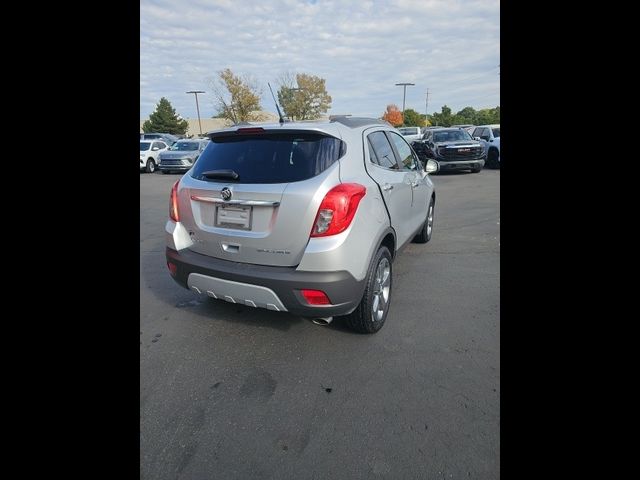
[425,88,430,121]
[186,90,205,136]
[395,82,415,120]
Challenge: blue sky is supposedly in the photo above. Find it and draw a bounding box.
[140,0,499,120]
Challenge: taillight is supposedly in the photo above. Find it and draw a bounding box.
[167,262,177,276]
[300,289,331,305]
[169,180,180,222]
[311,183,366,237]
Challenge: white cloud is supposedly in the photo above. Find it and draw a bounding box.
[140,0,499,119]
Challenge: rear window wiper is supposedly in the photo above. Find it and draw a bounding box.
[201,169,239,181]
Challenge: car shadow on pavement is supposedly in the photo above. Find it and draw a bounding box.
[142,246,366,335]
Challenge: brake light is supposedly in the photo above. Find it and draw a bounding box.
[236,127,265,135]
[311,183,366,237]
[169,180,180,222]
[300,289,331,305]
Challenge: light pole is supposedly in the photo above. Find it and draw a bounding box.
[395,82,415,121]
[186,90,205,136]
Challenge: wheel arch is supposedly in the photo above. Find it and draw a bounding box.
[377,227,397,260]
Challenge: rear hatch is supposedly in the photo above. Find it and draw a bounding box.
[177,127,345,267]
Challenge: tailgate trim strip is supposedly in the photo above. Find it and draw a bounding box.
[191,195,280,207]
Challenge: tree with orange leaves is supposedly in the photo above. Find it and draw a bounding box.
[382,104,403,126]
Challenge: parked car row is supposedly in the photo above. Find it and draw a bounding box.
[140,138,209,174]
[398,124,500,173]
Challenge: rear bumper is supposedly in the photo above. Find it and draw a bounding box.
[166,247,365,317]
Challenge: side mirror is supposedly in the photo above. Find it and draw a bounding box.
[473,136,481,141]
[152,147,159,151]
[425,159,439,174]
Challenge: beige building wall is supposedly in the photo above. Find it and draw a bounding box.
[140,112,282,137]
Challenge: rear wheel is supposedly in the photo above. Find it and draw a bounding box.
[470,165,482,173]
[344,246,392,334]
[145,159,156,173]
[162,170,170,174]
[486,149,500,169]
[413,197,434,244]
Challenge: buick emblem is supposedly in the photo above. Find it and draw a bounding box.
[220,187,232,201]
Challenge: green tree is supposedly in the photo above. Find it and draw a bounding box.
[476,106,500,125]
[402,108,426,127]
[430,105,453,127]
[142,97,189,134]
[212,68,262,124]
[276,72,332,121]
[454,106,477,124]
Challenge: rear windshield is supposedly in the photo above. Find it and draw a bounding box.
[191,132,345,184]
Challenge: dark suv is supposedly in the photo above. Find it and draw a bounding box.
[411,128,485,173]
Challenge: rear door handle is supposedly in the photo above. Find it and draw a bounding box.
[382,184,394,191]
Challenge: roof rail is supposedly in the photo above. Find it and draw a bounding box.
[330,116,391,128]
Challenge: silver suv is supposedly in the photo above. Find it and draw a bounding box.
[158,139,209,174]
[165,117,438,333]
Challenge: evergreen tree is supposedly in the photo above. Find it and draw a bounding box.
[142,98,189,134]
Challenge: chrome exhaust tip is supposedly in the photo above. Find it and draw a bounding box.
[311,316,333,326]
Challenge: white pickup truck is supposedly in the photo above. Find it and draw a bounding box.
[471,124,500,169]
[397,126,423,143]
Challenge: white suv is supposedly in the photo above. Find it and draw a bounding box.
[140,140,169,173]
[165,118,438,333]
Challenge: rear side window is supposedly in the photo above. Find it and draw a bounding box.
[387,132,417,171]
[368,131,398,169]
[191,132,345,184]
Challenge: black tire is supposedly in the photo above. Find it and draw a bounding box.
[145,159,156,173]
[162,170,170,174]
[486,149,500,169]
[344,246,393,334]
[470,165,482,173]
[413,197,434,244]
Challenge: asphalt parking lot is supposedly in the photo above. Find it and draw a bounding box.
[140,169,500,479]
